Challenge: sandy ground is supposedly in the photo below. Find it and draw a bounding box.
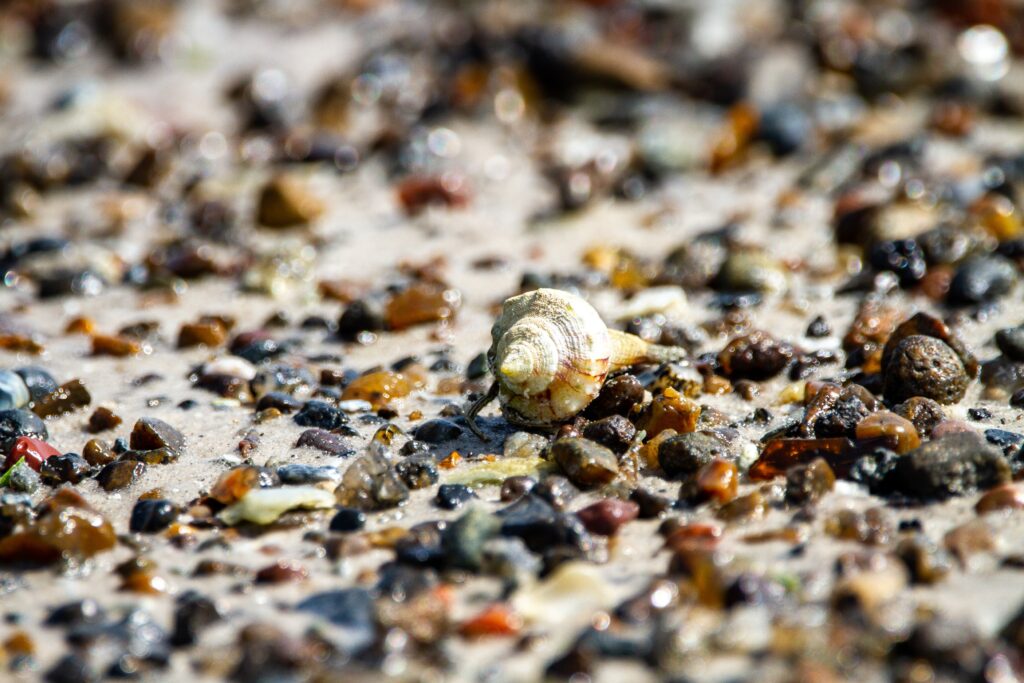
[3,4,1024,682]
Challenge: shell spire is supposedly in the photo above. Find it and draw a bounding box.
[465,289,690,440]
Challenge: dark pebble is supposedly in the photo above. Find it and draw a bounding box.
[805,315,831,338]
[967,407,992,421]
[887,432,1010,500]
[883,336,969,405]
[948,256,1018,306]
[497,494,593,557]
[551,438,618,489]
[412,418,463,443]
[629,487,674,518]
[717,331,794,381]
[15,366,58,402]
[581,415,636,454]
[893,397,946,437]
[658,432,730,479]
[329,507,366,532]
[465,352,489,380]
[294,589,375,645]
[395,456,439,489]
[996,326,1024,361]
[39,453,91,485]
[337,299,385,340]
[784,457,835,506]
[293,400,347,430]
[234,338,285,364]
[130,499,179,533]
[435,483,475,510]
[45,599,106,627]
[130,417,185,454]
[295,428,355,456]
[533,475,579,510]
[500,475,536,502]
[277,464,340,485]
[171,591,222,647]
[0,409,48,451]
[45,653,97,683]
[96,460,147,491]
[869,239,926,286]
[583,374,644,419]
[256,391,303,413]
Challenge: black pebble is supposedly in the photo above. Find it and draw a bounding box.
[805,315,831,338]
[329,507,366,532]
[257,391,303,413]
[948,256,1018,306]
[435,484,475,510]
[412,418,464,443]
[130,499,179,533]
[395,456,439,489]
[0,409,48,451]
[14,366,58,402]
[294,400,347,430]
[39,453,91,485]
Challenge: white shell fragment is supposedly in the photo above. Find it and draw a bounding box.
[219,486,335,525]
[612,285,688,322]
[513,561,618,625]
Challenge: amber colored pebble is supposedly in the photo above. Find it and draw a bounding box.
[716,491,765,522]
[209,466,261,505]
[974,193,1021,241]
[385,283,459,331]
[694,459,738,504]
[439,451,462,469]
[709,102,759,174]
[976,484,1024,515]
[855,411,920,454]
[87,406,122,434]
[257,174,325,228]
[785,457,835,506]
[667,547,726,608]
[177,321,227,348]
[33,379,92,418]
[0,489,116,565]
[639,388,700,439]
[459,604,522,638]
[4,630,35,655]
[742,526,808,544]
[749,438,853,481]
[944,520,995,564]
[823,508,893,546]
[120,572,168,594]
[91,334,141,357]
[341,371,412,409]
[255,561,309,584]
[138,488,164,501]
[0,334,43,354]
[703,375,732,395]
[318,279,364,304]
[65,316,96,334]
[83,439,116,467]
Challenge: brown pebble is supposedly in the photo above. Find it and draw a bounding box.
[384,283,459,331]
[716,491,765,522]
[87,406,122,434]
[341,371,413,409]
[883,335,969,405]
[893,397,946,438]
[944,520,995,565]
[717,330,794,381]
[930,419,975,439]
[976,484,1024,515]
[255,561,308,584]
[785,457,835,506]
[83,439,117,466]
[91,333,141,357]
[130,417,186,454]
[32,379,92,418]
[682,459,738,505]
[576,499,640,536]
[639,388,700,438]
[256,174,324,228]
[97,460,147,491]
[177,321,228,348]
[855,411,920,454]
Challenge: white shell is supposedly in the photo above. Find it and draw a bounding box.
[489,288,612,426]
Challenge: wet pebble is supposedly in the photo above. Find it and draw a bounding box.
[14,366,58,402]
[658,432,730,479]
[0,409,48,451]
[96,460,146,491]
[883,336,969,405]
[717,331,794,381]
[395,456,439,489]
[130,499,179,533]
[3,435,60,471]
[329,507,366,532]
[583,374,644,419]
[887,432,1010,500]
[293,400,348,430]
[581,415,636,454]
[413,418,463,443]
[576,499,639,536]
[130,417,185,454]
[39,453,91,485]
[277,464,341,485]
[948,256,1018,306]
[335,452,410,511]
[551,438,618,489]
[256,391,303,413]
[784,457,835,506]
[500,475,536,502]
[435,483,475,510]
[0,370,30,410]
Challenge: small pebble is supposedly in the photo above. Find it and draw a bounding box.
[293,400,348,430]
[329,507,366,532]
[883,336,969,405]
[130,499,179,533]
[0,370,30,410]
[96,460,146,491]
[576,499,639,536]
[39,453,90,485]
[551,438,618,489]
[413,418,463,443]
[435,483,475,510]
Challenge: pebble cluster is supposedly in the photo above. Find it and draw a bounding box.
[5,0,1024,681]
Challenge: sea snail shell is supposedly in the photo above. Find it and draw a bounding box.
[466,288,688,439]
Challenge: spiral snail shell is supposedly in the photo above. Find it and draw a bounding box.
[466,288,689,439]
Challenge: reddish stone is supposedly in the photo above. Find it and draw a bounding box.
[3,437,60,472]
[576,499,640,536]
[749,438,855,480]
